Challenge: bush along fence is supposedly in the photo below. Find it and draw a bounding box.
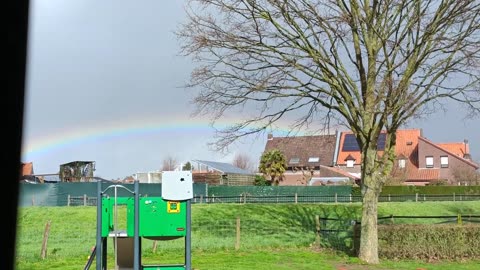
[329,215,480,259]
[351,220,480,260]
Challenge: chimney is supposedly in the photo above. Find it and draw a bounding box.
[267,133,273,140]
[463,139,472,160]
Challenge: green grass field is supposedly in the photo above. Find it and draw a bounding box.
[15,201,480,270]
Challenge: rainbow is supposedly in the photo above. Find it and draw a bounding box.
[21,114,313,160]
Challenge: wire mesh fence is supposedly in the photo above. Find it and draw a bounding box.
[58,193,480,207]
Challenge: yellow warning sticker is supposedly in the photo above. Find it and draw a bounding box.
[167,201,180,213]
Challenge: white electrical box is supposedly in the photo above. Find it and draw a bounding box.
[161,171,193,200]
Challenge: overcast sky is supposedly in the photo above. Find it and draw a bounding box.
[22,0,479,180]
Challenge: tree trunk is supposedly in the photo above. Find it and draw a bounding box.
[358,144,383,264]
[358,183,380,264]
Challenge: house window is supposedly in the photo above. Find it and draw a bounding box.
[398,159,406,169]
[346,159,355,168]
[308,157,319,162]
[289,157,300,164]
[440,156,449,168]
[425,156,434,168]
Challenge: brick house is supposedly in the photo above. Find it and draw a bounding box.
[263,133,359,186]
[263,129,478,186]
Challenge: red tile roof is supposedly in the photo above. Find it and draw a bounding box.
[336,129,422,166]
[436,142,467,158]
[407,168,440,181]
[336,129,478,182]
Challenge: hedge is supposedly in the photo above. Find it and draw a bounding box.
[351,186,480,196]
[354,224,480,260]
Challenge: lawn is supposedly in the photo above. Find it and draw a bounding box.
[15,201,480,269]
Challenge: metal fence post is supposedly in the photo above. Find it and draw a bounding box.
[84,194,87,206]
[67,194,70,207]
[415,193,418,202]
[453,193,456,202]
[335,193,338,203]
[295,193,298,204]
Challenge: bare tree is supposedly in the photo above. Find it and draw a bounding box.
[177,0,480,263]
[292,166,315,186]
[452,166,480,186]
[232,152,255,172]
[161,156,178,171]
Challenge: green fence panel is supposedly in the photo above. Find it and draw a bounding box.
[208,185,353,197]
[19,182,208,206]
[352,186,480,196]
[380,186,480,195]
[19,183,58,206]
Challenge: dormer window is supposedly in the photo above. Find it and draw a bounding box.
[345,154,355,168]
[397,154,407,169]
[308,157,319,162]
[289,157,300,164]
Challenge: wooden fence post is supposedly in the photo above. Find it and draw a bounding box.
[41,221,51,259]
[315,215,321,246]
[152,240,158,253]
[235,217,241,250]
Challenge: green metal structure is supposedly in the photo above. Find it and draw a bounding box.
[87,171,193,270]
[100,196,187,239]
